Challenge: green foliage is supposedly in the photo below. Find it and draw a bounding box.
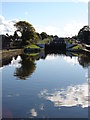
[14,54,36,80]
[40,32,48,40]
[36,32,42,40]
[25,44,40,49]
[14,21,39,46]
[72,45,81,50]
[67,39,72,44]
[14,31,18,39]
[24,44,40,53]
[78,26,90,44]
[14,21,35,33]
[26,53,39,57]
[13,20,54,48]
[72,35,78,39]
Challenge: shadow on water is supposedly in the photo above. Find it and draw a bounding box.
[1,49,90,80]
[78,53,90,68]
[14,54,36,80]
[13,54,42,80]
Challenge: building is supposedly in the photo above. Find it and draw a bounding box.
[0,35,11,50]
[52,37,65,44]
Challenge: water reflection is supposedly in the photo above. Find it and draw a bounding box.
[2,51,89,118]
[14,54,36,80]
[64,56,78,65]
[12,52,90,81]
[39,83,88,108]
[30,108,37,117]
[2,51,90,80]
[10,56,22,68]
[45,51,90,68]
[78,54,90,68]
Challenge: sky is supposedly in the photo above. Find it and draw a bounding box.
[0,1,89,37]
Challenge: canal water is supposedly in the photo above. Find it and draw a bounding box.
[1,52,89,118]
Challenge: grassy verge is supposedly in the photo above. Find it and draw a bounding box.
[72,45,82,50]
[24,44,40,53]
[26,52,39,56]
[25,44,40,49]
[1,49,23,60]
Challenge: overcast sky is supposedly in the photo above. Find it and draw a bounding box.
[0,1,89,37]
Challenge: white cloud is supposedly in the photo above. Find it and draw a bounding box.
[0,15,19,35]
[9,56,22,68]
[39,104,44,111]
[39,83,88,108]
[35,21,86,37]
[64,56,78,65]
[0,16,5,24]
[0,15,86,37]
[46,54,59,60]
[63,21,86,37]
[30,108,37,117]
[35,25,60,36]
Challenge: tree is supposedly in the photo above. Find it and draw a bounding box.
[36,32,42,40]
[13,31,19,41]
[14,21,39,45]
[78,26,90,44]
[40,32,48,40]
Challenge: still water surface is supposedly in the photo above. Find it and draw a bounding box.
[2,52,89,118]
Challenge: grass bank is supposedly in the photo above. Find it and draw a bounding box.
[1,49,23,60]
[24,44,41,53]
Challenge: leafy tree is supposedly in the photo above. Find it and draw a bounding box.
[14,21,39,45]
[36,32,42,40]
[50,35,54,38]
[78,26,90,44]
[40,32,48,40]
[13,31,19,41]
[54,35,58,38]
[72,35,78,40]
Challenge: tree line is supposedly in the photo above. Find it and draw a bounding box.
[8,21,53,47]
[73,25,90,44]
[5,20,90,48]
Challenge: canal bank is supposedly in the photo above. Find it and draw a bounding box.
[0,49,23,67]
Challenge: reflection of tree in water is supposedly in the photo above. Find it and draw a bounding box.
[78,53,90,68]
[14,54,36,80]
[45,51,90,68]
[14,51,90,80]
